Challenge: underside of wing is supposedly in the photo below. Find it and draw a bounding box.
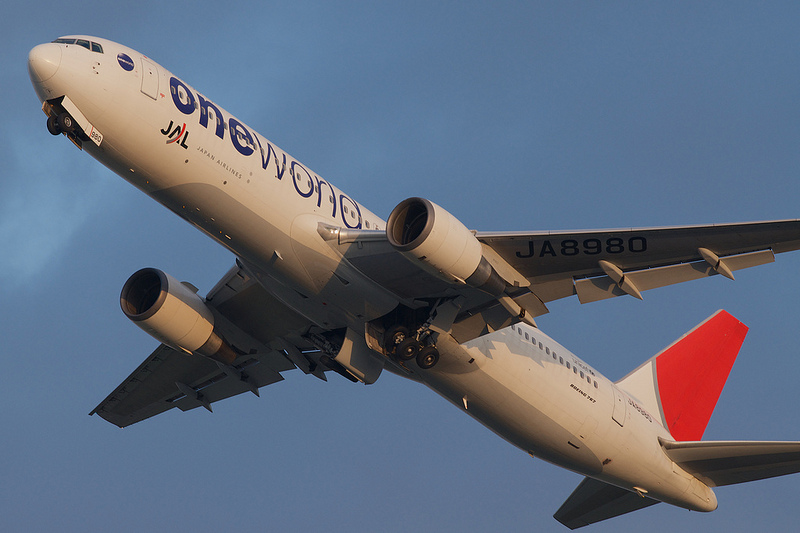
[331,230,532,343]
[90,343,288,427]
[661,439,800,487]
[91,264,329,427]
[478,219,800,304]
[326,220,800,342]
[554,477,659,529]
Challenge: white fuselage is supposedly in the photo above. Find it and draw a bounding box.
[29,36,716,512]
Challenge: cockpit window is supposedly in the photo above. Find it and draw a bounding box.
[52,38,103,54]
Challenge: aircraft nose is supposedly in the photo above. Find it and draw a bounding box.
[28,43,62,85]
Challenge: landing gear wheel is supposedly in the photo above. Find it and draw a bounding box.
[396,338,420,361]
[416,346,439,369]
[57,113,75,133]
[46,115,61,135]
[384,325,409,353]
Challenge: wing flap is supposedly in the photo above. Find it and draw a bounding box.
[91,344,219,427]
[477,219,800,304]
[91,344,289,427]
[554,477,659,529]
[662,440,800,487]
[575,249,774,303]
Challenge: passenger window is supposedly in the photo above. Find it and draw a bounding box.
[559,356,563,364]
[538,342,543,349]
[525,333,529,340]
[580,371,584,379]
[566,362,570,369]
[545,347,550,355]
[552,352,557,360]
[594,380,599,388]
[573,366,578,374]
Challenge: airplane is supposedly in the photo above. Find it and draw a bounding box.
[27,35,800,528]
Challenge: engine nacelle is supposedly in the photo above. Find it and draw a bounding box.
[386,197,506,295]
[120,268,238,364]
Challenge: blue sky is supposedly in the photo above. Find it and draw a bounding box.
[3,2,800,531]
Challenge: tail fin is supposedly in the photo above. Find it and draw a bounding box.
[617,310,748,441]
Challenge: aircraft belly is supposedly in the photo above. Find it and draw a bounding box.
[416,328,717,511]
[420,334,604,475]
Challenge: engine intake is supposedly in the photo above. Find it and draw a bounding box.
[121,268,238,364]
[387,197,506,295]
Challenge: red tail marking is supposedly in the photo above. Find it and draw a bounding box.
[656,310,748,441]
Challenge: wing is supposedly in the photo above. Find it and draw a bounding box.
[478,220,800,304]
[333,219,800,342]
[91,264,324,428]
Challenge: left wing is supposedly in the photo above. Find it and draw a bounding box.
[335,219,800,342]
[478,219,800,305]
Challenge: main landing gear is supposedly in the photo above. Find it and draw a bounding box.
[46,112,76,136]
[384,325,440,369]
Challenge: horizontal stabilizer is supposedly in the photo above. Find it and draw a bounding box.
[662,439,800,487]
[554,477,659,529]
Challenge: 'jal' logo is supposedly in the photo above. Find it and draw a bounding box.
[160,120,189,149]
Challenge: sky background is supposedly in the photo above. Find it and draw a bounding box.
[3,2,800,532]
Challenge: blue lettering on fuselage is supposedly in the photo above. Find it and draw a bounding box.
[168,76,362,229]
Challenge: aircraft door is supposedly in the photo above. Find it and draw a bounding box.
[611,386,626,427]
[140,57,159,100]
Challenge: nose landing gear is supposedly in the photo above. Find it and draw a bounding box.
[46,112,76,136]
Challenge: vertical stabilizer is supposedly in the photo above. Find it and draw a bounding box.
[617,310,748,441]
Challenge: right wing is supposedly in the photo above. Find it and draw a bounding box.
[89,343,287,427]
[91,264,322,428]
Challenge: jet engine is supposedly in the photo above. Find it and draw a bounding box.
[386,197,507,295]
[120,268,239,364]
